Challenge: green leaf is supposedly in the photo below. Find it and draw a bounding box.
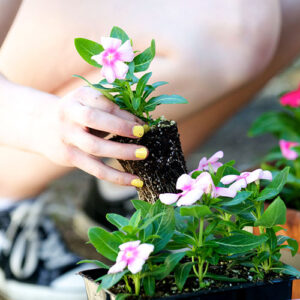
[149,202,175,252]
[153,252,186,280]
[74,38,104,68]
[254,197,286,227]
[173,231,196,246]
[110,26,130,43]
[88,227,121,261]
[106,214,129,229]
[144,94,188,111]
[212,232,268,254]
[136,72,152,97]
[152,81,168,88]
[115,294,131,300]
[205,273,247,282]
[131,200,151,218]
[134,39,156,72]
[132,96,141,111]
[287,238,299,256]
[99,271,128,290]
[221,191,252,206]
[272,264,300,278]
[139,212,165,231]
[143,276,155,296]
[73,74,115,101]
[175,262,194,291]
[77,259,109,269]
[129,209,142,227]
[256,167,289,201]
[249,111,300,141]
[180,205,212,219]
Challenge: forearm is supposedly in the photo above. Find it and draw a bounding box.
[0,73,71,199]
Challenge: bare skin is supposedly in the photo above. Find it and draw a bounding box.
[0,0,299,200]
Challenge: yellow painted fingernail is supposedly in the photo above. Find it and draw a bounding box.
[131,179,144,188]
[135,147,148,159]
[133,125,144,138]
[143,124,150,133]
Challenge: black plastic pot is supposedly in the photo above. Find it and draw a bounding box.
[79,268,294,300]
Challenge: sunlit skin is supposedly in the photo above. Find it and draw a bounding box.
[0,0,300,200]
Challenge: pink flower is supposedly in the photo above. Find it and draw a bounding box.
[220,169,272,192]
[159,172,236,207]
[108,241,154,274]
[190,151,223,174]
[280,85,300,108]
[279,139,299,160]
[92,37,134,83]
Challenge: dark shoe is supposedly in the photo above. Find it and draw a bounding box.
[83,177,137,230]
[0,196,90,300]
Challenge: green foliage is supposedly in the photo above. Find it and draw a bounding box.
[74,27,187,123]
[74,38,104,68]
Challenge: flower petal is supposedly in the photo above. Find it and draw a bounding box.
[128,258,145,274]
[208,151,224,163]
[108,260,127,274]
[117,40,134,62]
[101,66,116,83]
[176,174,194,190]
[211,162,223,172]
[101,37,122,50]
[245,169,262,184]
[91,52,104,65]
[260,170,272,181]
[159,193,180,205]
[197,157,207,171]
[137,244,154,260]
[220,175,239,185]
[113,61,129,80]
[177,189,204,206]
[119,241,141,251]
[279,139,299,160]
[116,250,125,263]
[215,187,236,198]
[229,180,247,192]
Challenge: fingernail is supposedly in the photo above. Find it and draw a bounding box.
[135,147,148,159]
[131,178,144,188]
[143,124,150,133]
[133,125,144,138]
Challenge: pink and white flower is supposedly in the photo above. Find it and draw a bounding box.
[190,151,224,174]
[220,169,272,192]
[92,37,134,83]
[280,85,300,108]
[279,139,299,160]
[108,241,154,274]
[159,172,236,207]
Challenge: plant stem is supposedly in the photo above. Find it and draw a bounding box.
[192,255,199,277]
[132,274,141,295]
[198,217,204,247]
[124,276,132,294]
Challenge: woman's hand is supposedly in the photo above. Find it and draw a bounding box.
[41,86,148,187]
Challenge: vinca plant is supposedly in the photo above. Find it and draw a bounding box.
[80,151,300,299]
[74,26,188,125]
[249,84,300,208]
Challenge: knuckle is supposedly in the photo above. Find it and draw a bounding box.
[101,99,115,113]
[84,138,99,155]
[81,106,94,124]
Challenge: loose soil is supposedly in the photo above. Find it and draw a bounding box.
[108,262,289,299]
[111,120,187,203]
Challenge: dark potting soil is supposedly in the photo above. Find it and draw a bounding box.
[109,262,289,299]
[111,120,187,203]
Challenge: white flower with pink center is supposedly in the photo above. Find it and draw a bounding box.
[92,37,134,83]
[108,241,154,275]
[190,151,224,174]
[159,172,236,207]
[279,139,299,160]
[220,169,272,192]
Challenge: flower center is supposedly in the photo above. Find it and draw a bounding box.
[107,53,115,62]
[125,250,134,259]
